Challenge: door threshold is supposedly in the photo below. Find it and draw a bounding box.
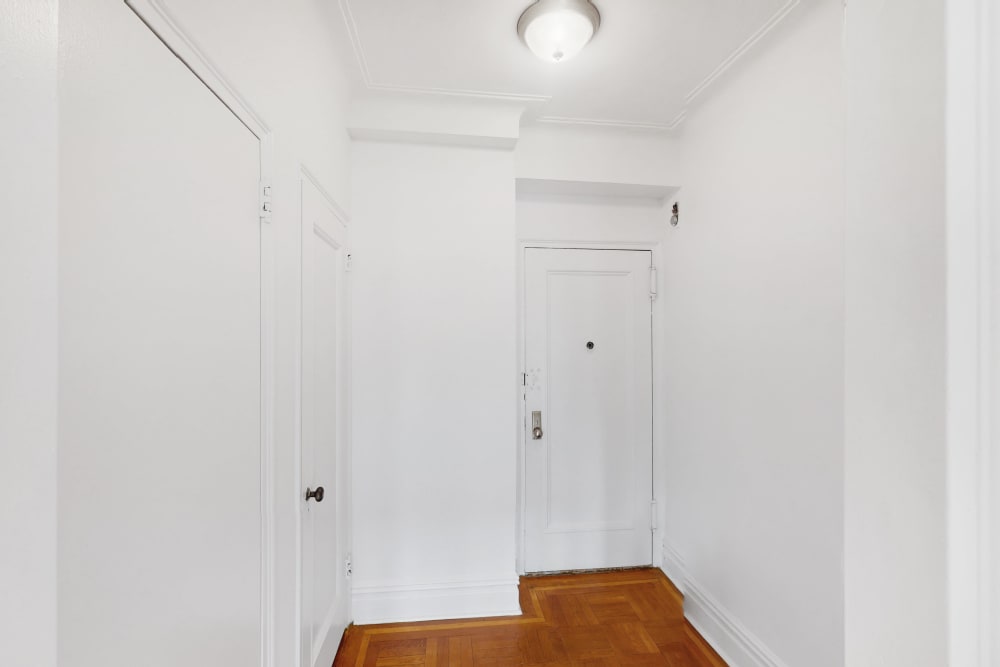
[523,564,655,577]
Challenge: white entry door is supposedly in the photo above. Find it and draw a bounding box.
[524,248,654,572]
[300,177,351,667]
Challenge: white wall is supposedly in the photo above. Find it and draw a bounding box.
[844,0,947,664]
[162,0,353,205]
[350,140,519,622]
[517,194,671,244]
[517,124,681,186]
[662,3,845,665]
[58,1,355,664]
[0,1,58,666]
[156,2,354,660]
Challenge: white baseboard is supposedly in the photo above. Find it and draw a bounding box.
[351,577,521,625]
[661,545,788,667]
[661,543,689,596]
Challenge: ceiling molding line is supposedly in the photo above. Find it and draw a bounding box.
[340,0,550,105]
[684,0,800,104]
[368,83,550,105]
[338,0,797,131]
[534,116,674,132]
[300,165,350,227]
[338,0,373,85]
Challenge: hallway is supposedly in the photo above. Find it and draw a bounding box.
[4,0,988,666]
[334,569,725,666]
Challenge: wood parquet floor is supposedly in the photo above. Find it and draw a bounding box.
[332,568,727,667]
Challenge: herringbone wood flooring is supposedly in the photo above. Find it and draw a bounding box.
[333,568,727,666]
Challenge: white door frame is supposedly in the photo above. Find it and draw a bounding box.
[946,0,999,664]
[124,3,277,666]
[515,239,667,574]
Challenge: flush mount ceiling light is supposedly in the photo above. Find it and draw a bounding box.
[517,0,601,64]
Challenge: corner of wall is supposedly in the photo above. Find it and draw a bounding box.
[661,543,790,667]
[351,577,522,625]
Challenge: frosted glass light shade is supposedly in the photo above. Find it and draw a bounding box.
[517,0,601,64]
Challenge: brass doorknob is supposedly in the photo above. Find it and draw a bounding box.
[306,486,325,502]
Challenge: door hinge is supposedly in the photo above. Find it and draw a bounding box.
[649,266,658,300]
[259,182,272,222]
[650,499,658,531]
[522,372,527,386]
[345,555,352,579]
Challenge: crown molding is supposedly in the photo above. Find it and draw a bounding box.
[530,110,685,133]
[338,0,549,106]
[684,0,801,104]
[338,0,372,84]
[533,116,674,132]
[368,83,549,105]
[338,0,800,132]
[300,165,350,226]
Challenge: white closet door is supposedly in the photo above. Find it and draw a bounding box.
[300,177,351,667]
[524,248,654,573]
[59,3,262,665]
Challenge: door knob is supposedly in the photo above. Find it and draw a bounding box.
[305,486,325,502]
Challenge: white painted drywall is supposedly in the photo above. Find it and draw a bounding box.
[517,194,671,244]
[350,94,525,149]
[844,0,947,664]
[164,0,353,206]
[153,2,356,660]
[516,124,681,187]
[662,3,845,665]
[0,1,58,666]
[350,141,519,622]
[57,1,356,665]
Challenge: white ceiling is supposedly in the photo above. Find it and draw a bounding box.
[333,0,805,130]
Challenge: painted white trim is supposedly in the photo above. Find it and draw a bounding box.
[515,178,678,203]
[337,0,373,86]
[125,0,270,139]
[338,0,548,106]
[533,116,675,133]
[336,0,800,131]
[660,543,689,596]
[123,3,276,667]
[660,545,788,667]
[259,134,277,667]
[532,109,687,132]
[683,0,801,104]
[368,83,549,105]
[348,127,519,150]
[351,578,521,625]
[301,166,350,227]
[946,0,997,664]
